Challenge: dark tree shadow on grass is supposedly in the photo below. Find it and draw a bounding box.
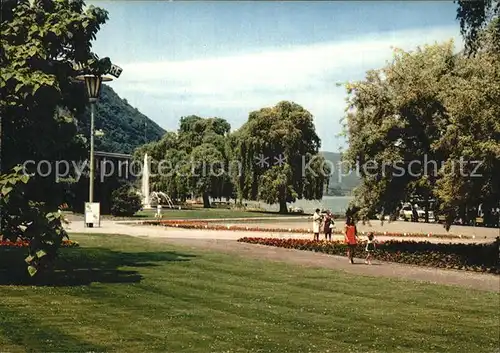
[0,247,196,286]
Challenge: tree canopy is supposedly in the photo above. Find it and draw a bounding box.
[1,0,108,207]
[0,0,109,276]
[456,0,499,54]
[231,101,329,213]
[133,103,330,211]
[134,116,234,207]
[342,22,500,228]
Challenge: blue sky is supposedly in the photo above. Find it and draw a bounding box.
[88,1,464,152]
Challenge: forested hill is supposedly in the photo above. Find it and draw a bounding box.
[79,85,165,154]
[319,151,360,194]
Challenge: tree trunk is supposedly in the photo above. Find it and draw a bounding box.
[237,190,244,206]
[279,199,288,214]
[202,193,210,208]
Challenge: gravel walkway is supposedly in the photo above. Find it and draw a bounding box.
[66,220,499,293]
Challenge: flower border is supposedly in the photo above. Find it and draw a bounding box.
[0,239,79,248]
[143,220,474,239]
[237,237,499,274]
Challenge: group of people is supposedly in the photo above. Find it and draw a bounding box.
[312,209,376,265]
[312,209,335,241]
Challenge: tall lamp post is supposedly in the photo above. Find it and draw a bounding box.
[74,58,122,228]
[76,74,113,205]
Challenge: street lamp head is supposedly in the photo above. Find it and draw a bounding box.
[75,74,113,103]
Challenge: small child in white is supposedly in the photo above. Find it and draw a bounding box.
[365,232,376,265]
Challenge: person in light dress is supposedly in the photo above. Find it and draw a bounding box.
[312,208,322,241]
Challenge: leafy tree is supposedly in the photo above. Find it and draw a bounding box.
[1,0,108,208]
[1,0,109,274]
[188,143,225,208]
[133,116,233,206]
[342,32,499,228]
[456,0,499,54]
[177,115,231,153]
[342,42,456,221]
[134,132,190,202]
[434,21,500,226]
[1,166,69,277]
[176,116,232,207]
[232,101,329,213]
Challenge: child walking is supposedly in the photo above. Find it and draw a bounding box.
[365,232,376,265]
[344,217,358,264]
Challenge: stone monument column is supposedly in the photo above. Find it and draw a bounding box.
[142,153,151,208]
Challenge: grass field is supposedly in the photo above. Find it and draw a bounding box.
[133,208,306,219]
[70,208,303,222]
[1,234,498,353]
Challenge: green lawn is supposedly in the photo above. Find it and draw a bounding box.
[1,234,498,353]
[133,208,305,219]
[70,207,308,221]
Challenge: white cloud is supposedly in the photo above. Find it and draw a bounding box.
[109,25,463,150]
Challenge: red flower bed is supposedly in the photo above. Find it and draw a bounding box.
[237,237,500,274]
[143,220,471,239]
[0,240,79,248]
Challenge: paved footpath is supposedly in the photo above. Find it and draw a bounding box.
[65,220,499,292]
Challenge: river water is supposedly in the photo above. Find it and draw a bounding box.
[246,196,354,215]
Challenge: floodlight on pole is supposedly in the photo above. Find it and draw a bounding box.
[75,74,112,207]
[72,57,122,228]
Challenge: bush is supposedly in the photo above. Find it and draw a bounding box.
[237,237,500,274]
[110,185,142,217]
[1,166,70,277]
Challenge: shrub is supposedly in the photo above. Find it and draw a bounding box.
[110,185,142,217]
[1,166,70,277]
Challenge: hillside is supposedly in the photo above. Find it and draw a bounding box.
[319,151,360,195]
[78,85,165,154]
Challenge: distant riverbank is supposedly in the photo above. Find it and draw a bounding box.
[245,196,353,215]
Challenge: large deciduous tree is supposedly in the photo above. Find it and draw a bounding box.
[342,42,455,221]
[232,101,329,213]
[434,20,500,226]
[134,131,188,202]
[134,116,233,207]
[342,26,500,228]
[1,0,109,276]
[1,0,109,208]
[177,116,233,207]
[456,0,499,54]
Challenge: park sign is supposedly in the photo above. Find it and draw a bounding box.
[71,56,123,78]
[107,63,123,78]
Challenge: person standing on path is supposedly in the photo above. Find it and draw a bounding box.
[323,210,334,241]
[344,217,358,264]
[312,208,322,241]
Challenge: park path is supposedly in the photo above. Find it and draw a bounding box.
[65,220,499,292]
[66,213,500,239]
